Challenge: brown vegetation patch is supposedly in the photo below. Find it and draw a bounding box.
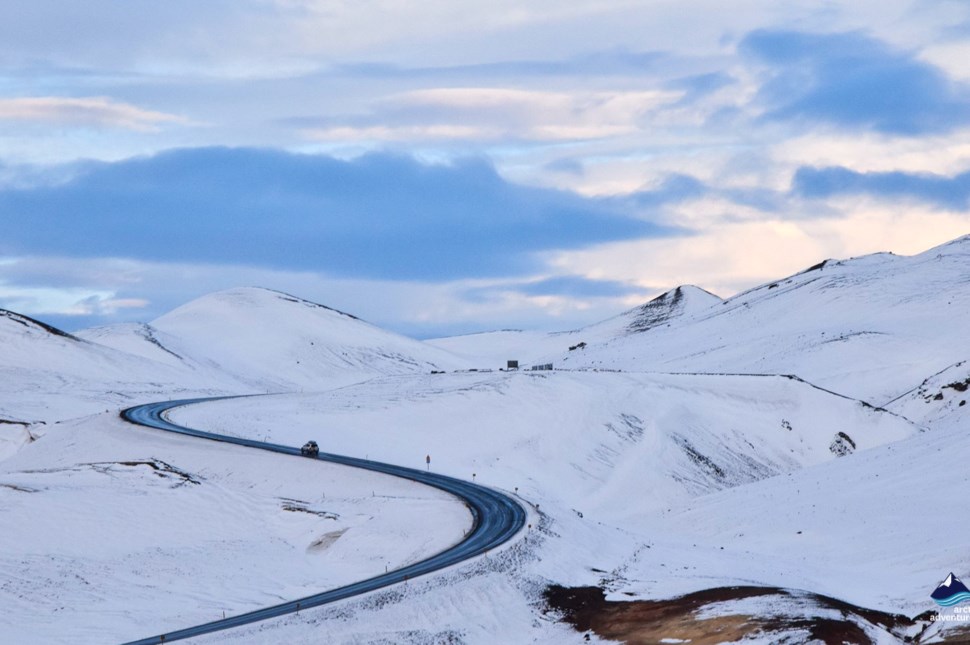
[543,584,955,644]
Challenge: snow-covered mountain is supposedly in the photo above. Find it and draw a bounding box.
[602,284,723,335]
[435,235,970,405]
[3,287,466,458]
[427,284,722,366]
[0,308,211,424]
[80,287,465,391]
[3,235,970,644]
[563,236,970,403]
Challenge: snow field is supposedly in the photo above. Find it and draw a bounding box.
[0,412,469,644]
[171,369,922,640]
[440,236,970,407]
[2,236,969,643]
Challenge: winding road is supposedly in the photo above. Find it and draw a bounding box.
[120,397,527,645]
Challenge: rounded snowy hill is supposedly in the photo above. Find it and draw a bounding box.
[124,287,464,390]
[0,308,234,461]
[555,236,970,404]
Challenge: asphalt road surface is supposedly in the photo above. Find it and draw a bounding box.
[120,397,527,645]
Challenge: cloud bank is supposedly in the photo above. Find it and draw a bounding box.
[0,147,673,281]
[742,29,970,135]
[793,165,970,209]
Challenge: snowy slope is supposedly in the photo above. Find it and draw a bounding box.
[609,412,970,618]
[4,235,970,644]
[0,309,227,435]
[556,237,970,404]
[142,287,464,390]
[3,366,919,644]
[432,237,970,405]
[586,284,723,337]
[76,322,188,368]
[4,288,468,464]
[886,359,970,433]
[173,371,914,524]
[165,370,934,643]
[0,411,469,645]
[427,285,722,367]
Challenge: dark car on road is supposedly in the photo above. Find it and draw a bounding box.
[300,440,319,457]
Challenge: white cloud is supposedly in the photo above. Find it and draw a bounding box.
[547,209,970,299]
[303,124,505,142]
[919,41,970,81]
[303,88,680,144]
[0,0,968,340]
[271,0,664,62]
[0,285,121,317]
[772,128,970,176]
[67,296,150,316]
[0,97,188,131]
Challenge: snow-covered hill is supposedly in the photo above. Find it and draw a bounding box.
[0,308,221,450]
[3,235,970,644]
[427,284,722,367]
[886,359,970,433]
[76,322,189,368]
[434,236,970,405]
[174,370,915,525]
[560,236,970,404]
[82,287,465,391]
[0,410,468,644]
[3,287,467,461]
[592,284,723,336]
[169,370,946,643]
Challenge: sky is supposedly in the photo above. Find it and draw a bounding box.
[1,1,969,337]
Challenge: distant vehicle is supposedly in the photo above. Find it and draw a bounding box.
[300,440,319,457]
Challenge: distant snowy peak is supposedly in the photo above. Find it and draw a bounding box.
[153,287,359,326]
[150,287,372,344]
[624,285,722,334]
[0,309,78,342]
[148,286,465,389]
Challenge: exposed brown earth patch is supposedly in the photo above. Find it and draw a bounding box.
[543,584,968,644]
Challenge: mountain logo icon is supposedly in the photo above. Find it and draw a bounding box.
[931,572,970,607]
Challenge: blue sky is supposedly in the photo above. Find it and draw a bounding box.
[1,1,969,336]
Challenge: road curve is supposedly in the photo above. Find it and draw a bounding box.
[119,397,527,645]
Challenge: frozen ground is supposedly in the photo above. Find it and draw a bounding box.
[0,412,468,644]
[2,236,969,644]
[173,371,914,527]
[171,369,945,641]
